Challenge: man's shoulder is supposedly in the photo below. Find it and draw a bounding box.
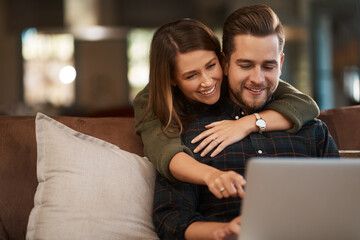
[301,118,327,129]
[268,118,328,137]
[292,118,332,137]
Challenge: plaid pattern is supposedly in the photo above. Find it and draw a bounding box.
[153,98,339,240]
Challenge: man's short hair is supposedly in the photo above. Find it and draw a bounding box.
[222,4,285,59]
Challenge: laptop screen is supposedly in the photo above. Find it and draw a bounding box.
[238,158,360,240]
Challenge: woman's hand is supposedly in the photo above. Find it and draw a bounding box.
[204,169,246,199]
[213,216,242,240]
[191,117,256,157]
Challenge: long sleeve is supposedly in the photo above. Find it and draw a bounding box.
[134,80,321,180]
[314,121,340,157]
[265,80,320,133]
[134,86,194,182]
[152,174,207,240]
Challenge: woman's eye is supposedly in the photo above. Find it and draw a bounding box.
[186,74,197,80]
[207,63,216,69]
[240,65,251,69]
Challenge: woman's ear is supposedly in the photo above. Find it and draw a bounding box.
[221,52,229,76]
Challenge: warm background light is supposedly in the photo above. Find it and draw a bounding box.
[59,66,76,84]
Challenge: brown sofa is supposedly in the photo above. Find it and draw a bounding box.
[0,105,359,239]
[0,116,144,240]
[317,104,360,151]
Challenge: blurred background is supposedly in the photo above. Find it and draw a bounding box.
[1,0,360,117]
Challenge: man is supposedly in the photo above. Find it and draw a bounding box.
[153,4,339,240]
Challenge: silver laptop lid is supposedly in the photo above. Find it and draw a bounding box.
[239,158,360,240]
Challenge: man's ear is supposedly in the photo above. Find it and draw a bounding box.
[221,52,229,76]
[279,53,285,71]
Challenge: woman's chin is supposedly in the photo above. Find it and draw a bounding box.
[199,96,220,105]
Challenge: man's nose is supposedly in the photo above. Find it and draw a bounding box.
[250,67,265,84]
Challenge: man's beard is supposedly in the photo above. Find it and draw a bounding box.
[229,83,273,113]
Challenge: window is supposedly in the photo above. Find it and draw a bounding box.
[344,66,360,102]
[127,28,155,101]
[22,28,76,107]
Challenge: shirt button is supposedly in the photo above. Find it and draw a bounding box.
[258,150,263,154]
[241,111,245,115]
[235,116,239,120]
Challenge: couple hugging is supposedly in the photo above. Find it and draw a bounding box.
[134,4,339,240]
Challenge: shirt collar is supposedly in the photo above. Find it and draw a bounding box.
[224,97,246,119]
[223,95,275,119]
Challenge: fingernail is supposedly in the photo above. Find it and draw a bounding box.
[194,148,198,153]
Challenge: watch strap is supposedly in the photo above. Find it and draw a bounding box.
[254,113,266,134]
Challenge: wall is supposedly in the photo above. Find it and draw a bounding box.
[75,38,129,113]
[0,0,22,114]
[1,0,359,115]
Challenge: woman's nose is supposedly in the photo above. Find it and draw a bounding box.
[201,73,213,87]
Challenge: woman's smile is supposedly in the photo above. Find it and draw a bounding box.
[175,50,223,105]
[200,84,217,95]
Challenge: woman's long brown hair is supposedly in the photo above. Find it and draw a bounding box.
[143,19,221,137]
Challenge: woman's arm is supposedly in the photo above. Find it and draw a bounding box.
[134,86,245,197]
[265,79,320,133]
[191,80,320,157]
[134,86,192,182]
[192,110,292,157]
[170,152,245,198]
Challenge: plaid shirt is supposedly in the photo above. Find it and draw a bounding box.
[153,98,339,240]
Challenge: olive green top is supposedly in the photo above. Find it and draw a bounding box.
[134,80,320,182]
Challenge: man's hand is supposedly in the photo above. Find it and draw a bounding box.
[204,170,246,199]
[213,216,242,240]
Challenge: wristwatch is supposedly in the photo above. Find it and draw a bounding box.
[254,113,266,134]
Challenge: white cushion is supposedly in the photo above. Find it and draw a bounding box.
[26,113,158,240]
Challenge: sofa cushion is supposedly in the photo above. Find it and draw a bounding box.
[26,113,158,239]
[0,115,144,240]
[318,105,360,150]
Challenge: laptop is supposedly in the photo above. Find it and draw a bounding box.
[238,158,360,240]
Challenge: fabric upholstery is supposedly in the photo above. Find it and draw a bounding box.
[0,115,144,240]
[319,105,360,150]
[0,105,358,239]
[26,113,157,239]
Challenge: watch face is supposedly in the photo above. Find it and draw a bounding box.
[256,119,266,128]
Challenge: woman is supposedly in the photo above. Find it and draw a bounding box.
[134,18,319,198]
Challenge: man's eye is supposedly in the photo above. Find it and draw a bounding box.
[263,65,276,70]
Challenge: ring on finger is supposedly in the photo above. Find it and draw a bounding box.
[213,137,220,144]
[219,187,225,192]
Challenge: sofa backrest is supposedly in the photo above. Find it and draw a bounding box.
[0,116,143,240]
[318,105,360,151]
[1,105,359,239]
